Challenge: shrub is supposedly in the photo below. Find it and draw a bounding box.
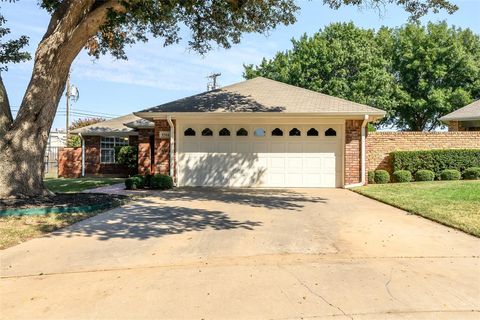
[463,167,480,180]
[125,177,137,190]
[132,174,146,189]
[125,175,147,190]
[374,170,390,184]
[145,173,153,188]
[115,146,138,173]
[392,170,412,183]
[150,174,173,190]
[440,169,461,181]
[415,169,435,182]
[368,171,375,184]
[391,149,480,178]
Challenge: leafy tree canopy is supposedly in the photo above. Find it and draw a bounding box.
[0,11,30,72]
[244,22,480,131]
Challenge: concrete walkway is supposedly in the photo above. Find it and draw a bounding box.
[1,188,479,319]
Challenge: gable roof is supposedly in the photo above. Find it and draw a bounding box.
[440,100,480,122]
[71,114,146,135]
[135,77,386,117]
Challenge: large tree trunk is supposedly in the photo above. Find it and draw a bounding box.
[0,0,122,198]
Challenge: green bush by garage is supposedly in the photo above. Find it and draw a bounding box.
[125,174,173,190]
[374,170,390,184]
[440,169,461,181]
[391,149,480,178]
[392,170,412,183]
[415,169,435,182]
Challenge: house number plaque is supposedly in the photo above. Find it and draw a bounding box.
[159,131,170,139]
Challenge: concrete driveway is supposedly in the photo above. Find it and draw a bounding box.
[1,188,479,319]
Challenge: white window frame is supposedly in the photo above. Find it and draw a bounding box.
[100,136,129,164]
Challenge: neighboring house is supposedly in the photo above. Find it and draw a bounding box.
[440,100,480,131]
[64,77,386,187]
[45,129,67,175]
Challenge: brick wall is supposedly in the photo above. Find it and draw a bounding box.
[58,147,82,178]
[138,128,154,174]
[154,119,176,176]
[366,131,480,173]
[58,135,136,178]
[344,120,363,185]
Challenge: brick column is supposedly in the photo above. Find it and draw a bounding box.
[344,120,362,185]
[84,135,100,175]
[138,129,153,174]
[154,119,176,175]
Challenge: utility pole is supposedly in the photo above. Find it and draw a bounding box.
[206,73,221,91]
[65,72,71,141]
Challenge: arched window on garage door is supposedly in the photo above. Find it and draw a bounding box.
[219,128,230,136]
[271,128,283,136]
[236,128,248,136]
[289,128,301,136]
[254,128,266,137]
[307,128,319,136]
[325,128,337,137]
[202,128,213,136]
[184,128,196,136]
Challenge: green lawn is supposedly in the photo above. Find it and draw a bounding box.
[44,177,125,193]
[353,180,480,237]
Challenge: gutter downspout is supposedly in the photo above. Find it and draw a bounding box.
[166,115,175,183]
[79,133,85,177]
[344,115,369,188]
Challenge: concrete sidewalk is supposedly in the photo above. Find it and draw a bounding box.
[1,188,479,319]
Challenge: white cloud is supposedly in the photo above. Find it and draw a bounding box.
[72,38,278,93]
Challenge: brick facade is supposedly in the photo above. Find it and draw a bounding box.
[58,135,136,178]
[344,120,363,185]
[366,131,480,173]
[58,148,82,178]
[154,119,176,176]
[138,128,154,174]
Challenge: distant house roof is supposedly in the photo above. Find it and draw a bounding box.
[135,77,386,117]
[440,100,480,122]
[124,118,155,129]
[71,114,144,135]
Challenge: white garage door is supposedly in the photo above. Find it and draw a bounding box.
[177,125,342,188]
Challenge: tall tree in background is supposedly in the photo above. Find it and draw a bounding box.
[245,22,480,131]
[0,0,458,197]
[392,22,480,130]
[244,22,398,120]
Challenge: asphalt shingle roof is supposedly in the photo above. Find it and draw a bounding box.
[440,100,480,121]
[71,114,141,135]
[136,77,385,115]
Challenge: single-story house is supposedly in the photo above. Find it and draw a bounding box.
[69,77,386,188]
[440,100,480,131]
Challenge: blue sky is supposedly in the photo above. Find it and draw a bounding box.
[2,0,479,130]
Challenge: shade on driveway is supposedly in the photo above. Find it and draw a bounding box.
[1,188,479,319]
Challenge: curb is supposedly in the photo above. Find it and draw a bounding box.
[0,202,114,217]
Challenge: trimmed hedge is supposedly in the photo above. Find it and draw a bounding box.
[132,174,146,189]
[125,177,137,190]
[391,149,480,178]
[125,175,145,190]
[125,174,173,190]
[368,171,375,184]
[392,170,412,183]
[150,174,174,190]
[374,170,390,184]
[415,169,435,182]
[440,169,461,181]
[463,167,480,180]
